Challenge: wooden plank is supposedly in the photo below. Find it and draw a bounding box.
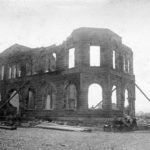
[0,125,17,130]
[35,123,91,132]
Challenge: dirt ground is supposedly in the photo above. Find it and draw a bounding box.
[0,128,150,150]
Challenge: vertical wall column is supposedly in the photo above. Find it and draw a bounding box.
[130,53,133,74]
[128,97,135,117]
[116,84,123,110]
[120,89,125,112]
[78,73,88,110]
[128,84,136,116]
[78,86,88,110]
[4,64,8,80]
[79,42,90,67]
[75,44,82,68]
[115,81,124,114]
[56,83,64,110]
[102,75,112,111]
[103,87,112,111]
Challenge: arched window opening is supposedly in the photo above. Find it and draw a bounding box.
[112,85,117,110]
[124,89,129,114]
[88,83,102,109]
[113,50,116,69]
[27,90,35,109]
[9,91,19,114]
[90,46,100,67]
[69,48,75,68]
[65,84,77,110]
[45,94,53,110]
[42,83,56,110]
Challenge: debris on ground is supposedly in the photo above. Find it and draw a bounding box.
[136,118,150,130]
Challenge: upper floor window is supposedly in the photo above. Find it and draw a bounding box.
[8,66,12,79]
[90,46,100,66]
[17,64,21,77]
[12,65,16,78]
[123,55,130,73]
[69,48,75,68]
[50,53,56,71]
[31,57,37,75]
[113,50,116,69]
[45,55,49,73]
[44,53,57,73]
[52,53,56,61]
[127,59,130,73]
[8,65,17,79]
[1,66,4,80]
[26,63,32,76]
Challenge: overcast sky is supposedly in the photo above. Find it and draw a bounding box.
[0,0,150,112]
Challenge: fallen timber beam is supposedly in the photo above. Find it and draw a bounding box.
[135,83,150,102]
[0,81,29,110]
[94,87,116,109]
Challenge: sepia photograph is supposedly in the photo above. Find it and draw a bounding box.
[0,0,150,149]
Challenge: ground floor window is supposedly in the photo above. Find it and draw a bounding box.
[65,84,77,110]
[45,94,54,110]
[9,91,19,114]
[27,90,35,109]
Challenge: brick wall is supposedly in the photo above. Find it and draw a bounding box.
[0,27,135,120]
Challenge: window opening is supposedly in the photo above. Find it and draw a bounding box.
[69,48,75,68]
[90,46,100,66]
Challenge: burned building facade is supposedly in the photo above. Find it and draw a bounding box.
[0,28,135,120]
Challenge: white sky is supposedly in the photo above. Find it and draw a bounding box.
[0,0,150,112]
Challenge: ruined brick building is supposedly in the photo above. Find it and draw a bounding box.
[0,27,135,120]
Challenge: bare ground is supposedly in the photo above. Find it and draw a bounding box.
[0,128,150,150]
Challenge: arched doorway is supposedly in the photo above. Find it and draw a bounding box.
[9,91,19,114]
[88,83,102,109]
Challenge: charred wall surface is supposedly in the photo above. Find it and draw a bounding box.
[0,27,135,120]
